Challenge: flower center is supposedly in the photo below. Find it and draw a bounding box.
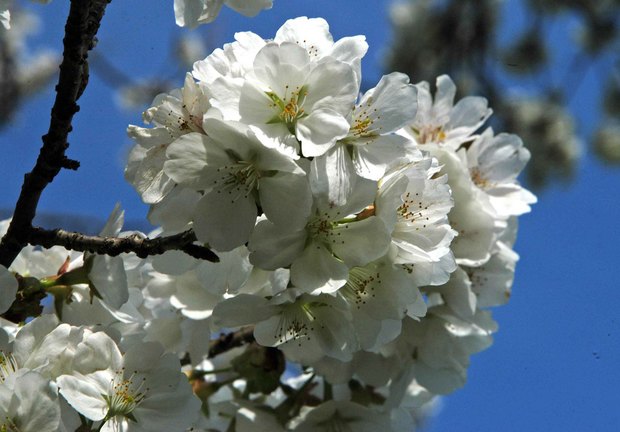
[0,351,18,383]
[397,191,429,229]
[470,167,491,189]
[0,417,18,432]
[213,161,259,200]
[266,85,309,134]
[306,213,349,252]
[413,125,446,144]
[343,267,380,309]
[349,98,382,138]
[104,369,148,420]
[274,303,320,346]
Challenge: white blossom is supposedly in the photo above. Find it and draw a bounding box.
[0,370,61,432]
[249,179,391,294]
[464,128,537,218]
[58,340,200,432]
[405,74,491,149]
[175,0,273,28]
[163,118,312,250]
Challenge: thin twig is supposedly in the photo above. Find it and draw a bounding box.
[28,227,219,262]
[0,0,110,268]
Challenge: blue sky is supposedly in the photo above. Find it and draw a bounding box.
[1,0,619,431]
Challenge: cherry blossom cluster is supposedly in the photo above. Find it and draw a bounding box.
[0,16,535,432]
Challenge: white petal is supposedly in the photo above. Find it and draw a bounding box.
[259,173,312,229]
[13,314,59,365]
[98,204,124,237]
[253,42,310,94]
[174,0,209,28]
[296,109,350,156]
[275,17,333,57]
[89,255,129,309]
[10,371,61,432]
[352,134,413,180]
[0,266,17,314]
[212,294,278,328]
[237,406,284,432]
[147,187,200,232]
[358,72,417,133]
[238,80,278,125]
[330,217,391,267]
[72,331,123,374]
[57,372,111,421]
[310,146,357,207]
[303,59,358,114]
[163,133,210,187]
[152,249,197,276]
[433,75,457,123]
[193,191,257,251]
[330,36,368,64]
[248,220,307,270]
[290,242,348,294]
[448,96,491,133]
[225,0,272,17]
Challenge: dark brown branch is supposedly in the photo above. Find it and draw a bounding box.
[0,0,111,268]
[208,327,256,358]
[28,227,219,262]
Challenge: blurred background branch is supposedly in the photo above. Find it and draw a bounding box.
[4,0,618,193]
[387,0,620,188]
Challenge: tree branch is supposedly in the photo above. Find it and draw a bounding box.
[0,0,111,268]
[28,227,219,262]
[208,327,256,358]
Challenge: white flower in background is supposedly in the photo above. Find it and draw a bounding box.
[1,0,51,29]
[464,128,537,218]
[0,0,9,29]
[0,370,61,432]
[163,118,312,251]
[388,379,439,432]
[424,267,477,320]
[174,0,273,28]
[434,147,499,267]
[58,340,200,432]
[376,158,457,285]
[462,240,519,308]
[405,74,491,149]
[126,73,211,204]
[391,310,497,395]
